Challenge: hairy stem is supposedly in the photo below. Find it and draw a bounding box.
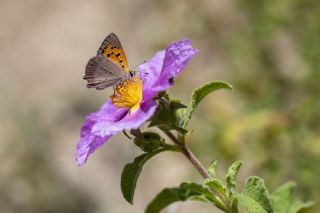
[163,129,182,145]
[163,130,209,178]
[180,144,210,179]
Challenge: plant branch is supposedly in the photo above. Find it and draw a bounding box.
[162,130,209,178]
[180,144,210,179]
[163,129,182,145]
[162,129,231,211]
[181,141,232,211]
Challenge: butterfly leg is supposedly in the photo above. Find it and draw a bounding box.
[112,84,116,95]
[112,79,122,95]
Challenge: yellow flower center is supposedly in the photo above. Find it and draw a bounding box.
[111,77,143,112]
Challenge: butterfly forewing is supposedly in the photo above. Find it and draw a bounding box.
[97,33,129,72]
[84,56,128,90]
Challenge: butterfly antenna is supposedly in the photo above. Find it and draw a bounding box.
[130,60,149,76]
[132,60,147,70]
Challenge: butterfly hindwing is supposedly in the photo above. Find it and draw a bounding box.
[84,56,128,90]
[97,33,129,73]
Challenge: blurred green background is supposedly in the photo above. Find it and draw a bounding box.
[0,0,319,212]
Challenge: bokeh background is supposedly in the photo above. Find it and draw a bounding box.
[0,0,319,212]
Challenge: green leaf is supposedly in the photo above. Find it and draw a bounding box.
[205,178,227,196]
[271,182,314,213]
[149,106,177,128]
[204,179,230,211]
[238,176,273,213]
[133,132,162,152]
[169,99,187,110]
[149,98,188,134]
[230,197,239,213]
[145,187,193,213]
[146,182,227,213]
[226,161,242,191]
[208,160,218,178]
[180,182,214,201]
[178,81,233,128]
[180,182,226,210]
[121,147,179,204]
[156,91,169,99]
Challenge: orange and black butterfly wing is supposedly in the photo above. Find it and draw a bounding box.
[97,33,129,73]
[84,56,126,90]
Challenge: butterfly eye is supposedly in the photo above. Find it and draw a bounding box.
[129,71,134,77]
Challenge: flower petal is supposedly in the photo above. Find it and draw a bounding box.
[139,50,165,91]
[139,39,198,95]
[92,100,157,137]
[155,39,198,91]
[76,100,128,166]
[76,117,112,166]
[76,92,157,166]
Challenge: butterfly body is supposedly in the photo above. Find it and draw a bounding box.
[84,33,131,90]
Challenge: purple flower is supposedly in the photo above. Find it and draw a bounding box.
[76,39,198,166]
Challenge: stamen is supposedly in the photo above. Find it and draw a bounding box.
[111,77,143,112]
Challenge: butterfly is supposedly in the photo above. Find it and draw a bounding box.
[83,33,133,90]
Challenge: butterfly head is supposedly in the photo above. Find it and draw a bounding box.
[129,71,134,77]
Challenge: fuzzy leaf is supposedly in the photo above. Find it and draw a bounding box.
[149,106,177,128]
[146,182,227,213]
[205,178,227,196]
[149,99,188,134]
[204,179,230,211]
[178,81,233,128]
[145,187,193,213]
[226,161,242,191]
[121,146,179,204]
[208,160,218,178]
[230,197,239,213]
[133,132,162,152]
[180,182,226,210]
[169,99,187,110]
[238,176,273,213]
[271,182,314,213]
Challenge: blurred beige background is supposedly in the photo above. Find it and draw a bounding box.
[1,0,319,212]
